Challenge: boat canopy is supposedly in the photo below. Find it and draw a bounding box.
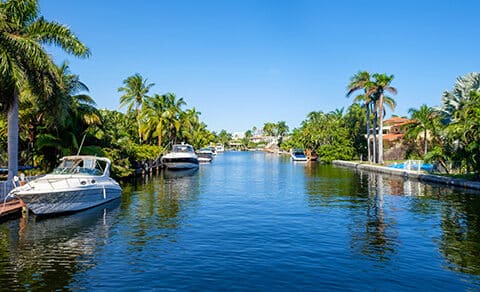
[52,156,110,176]
[172,144,194,153]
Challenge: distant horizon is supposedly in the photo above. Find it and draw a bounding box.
[40,0,480,133]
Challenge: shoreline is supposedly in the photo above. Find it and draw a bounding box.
[332,160,480,191]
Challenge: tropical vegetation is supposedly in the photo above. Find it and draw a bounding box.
[1,0,480,181]
[0,0,90,183]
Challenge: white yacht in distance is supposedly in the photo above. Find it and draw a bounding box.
[161,143,199,170]
[215,143,225,153]
[8,156,122,216]
[196,147,214,163]
[290,149,308,162]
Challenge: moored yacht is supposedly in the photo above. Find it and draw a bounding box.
[290,149,308,162]
[161,143,199,170]
[8,156,122,216]
[215,143,225,153]
[196,147,214,163]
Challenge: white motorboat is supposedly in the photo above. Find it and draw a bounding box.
[290,149,308,161]
[161,144,199,170]
[215,143,225,153]
[196,147,214,163]
[207,146,217,156]
[8,156,122,216]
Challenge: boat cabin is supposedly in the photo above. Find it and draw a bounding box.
[52,156,110,176]
[172,144,195,153]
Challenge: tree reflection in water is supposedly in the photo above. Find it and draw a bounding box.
[304,162,480,274]
[0,200,120,290]
[119,169,200,252]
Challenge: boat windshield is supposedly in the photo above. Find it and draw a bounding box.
[172,145,194,153]
[52,158,104,175]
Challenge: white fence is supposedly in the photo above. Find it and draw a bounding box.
[403,160,424,172]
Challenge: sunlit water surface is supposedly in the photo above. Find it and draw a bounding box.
[1,152,480,290]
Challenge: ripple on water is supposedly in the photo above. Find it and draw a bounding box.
[1,152,480,290]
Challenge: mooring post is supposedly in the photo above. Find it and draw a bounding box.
[21,201,28,219]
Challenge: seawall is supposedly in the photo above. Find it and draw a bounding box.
[332,160,480,191]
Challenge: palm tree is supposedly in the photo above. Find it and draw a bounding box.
[347,71,375,162]
[243,129,253,149]
[23,62,99,166]
[118,73,154,144]
[181,107,201,143]
[445,90,480,174]
[216,130,231,145]
[370,73,397,164]
[276,121,289,146]
[141,94,167,147]
[263,122,277,137]
[0,0,90,183]
[162,93,186,144]
[406,104,436,155]
[440,72,480,122]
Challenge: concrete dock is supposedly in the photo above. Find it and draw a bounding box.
[332,160,480,191]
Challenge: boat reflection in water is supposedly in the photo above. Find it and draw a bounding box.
[0,200,120,291]
[162,168,199,179]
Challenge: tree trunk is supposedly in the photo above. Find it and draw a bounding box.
[378,94,384,164]
[424,129,428,155]
[372,111,378,163]
[8,91,19,187]
[136,103,142,144]
[366,104,371,162]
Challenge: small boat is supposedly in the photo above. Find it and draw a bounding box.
[161,143,199,170]
[8,156,122,216]
[290,149,308,161]
[215,143,225,153]
[196,147,214,163]
[207,146,217,156]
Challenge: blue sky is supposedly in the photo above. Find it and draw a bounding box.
[40,0,480,133]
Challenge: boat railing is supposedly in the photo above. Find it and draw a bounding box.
[404,160,427,172]
[16,174,97,191]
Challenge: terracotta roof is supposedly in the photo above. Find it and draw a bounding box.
[382,133,405,142]
[384,117,411,125]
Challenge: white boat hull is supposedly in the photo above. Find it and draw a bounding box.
[161,144,199,170]
[291,156,308,162]
[9,155,122,216]
[198,157,212,163]
[162,161,199,169]
[15,185,121,215]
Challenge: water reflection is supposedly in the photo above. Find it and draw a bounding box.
[2,154,480,290]
[354,172,398,262]
[0,200,120,290]
[118,170,200,252]
[305,163,480,274]
[437,190,480,275]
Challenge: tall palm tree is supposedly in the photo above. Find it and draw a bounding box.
[263,122,277,137]
[0,0,90,183]
[181,107,201,143]
[275,121,289,147]
[406,104,436,155]
[162,93,186,144]
[141,94,166,147]
[370,73,397,164]
[118,73,154,144]
[347,71,375,162]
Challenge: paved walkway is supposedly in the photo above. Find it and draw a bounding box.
[332,160,480,191]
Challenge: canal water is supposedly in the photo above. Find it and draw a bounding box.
[1,151,480,290]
